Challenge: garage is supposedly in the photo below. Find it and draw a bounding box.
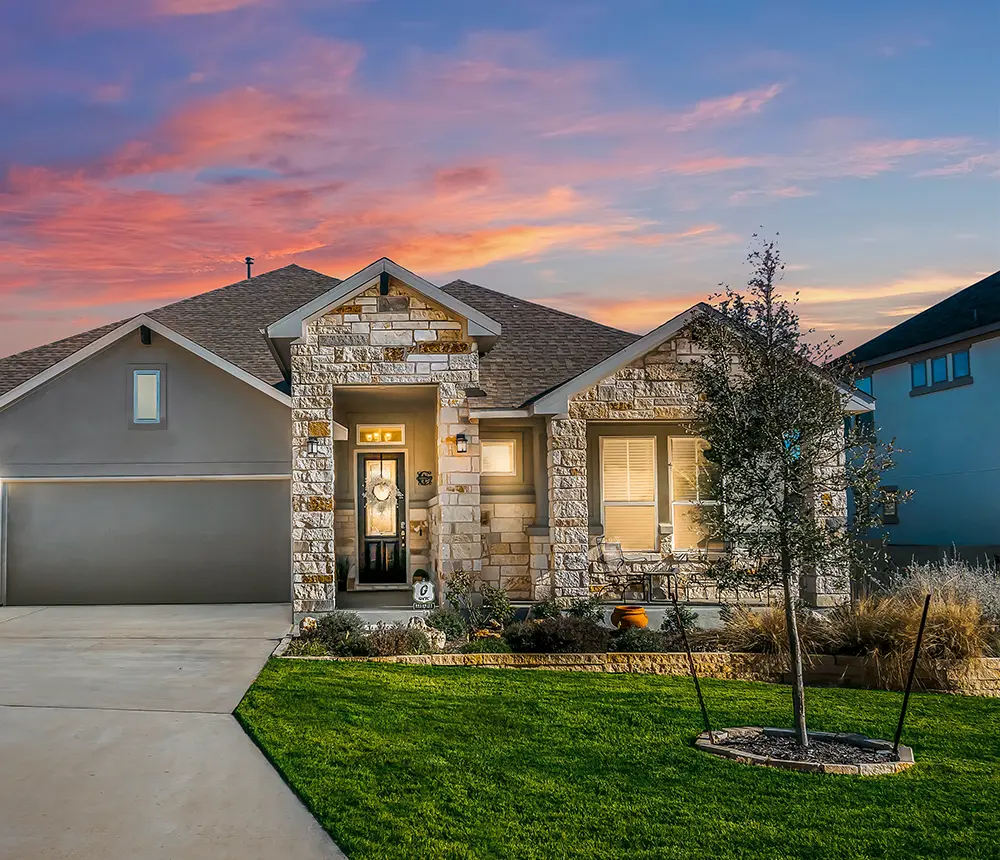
[3,479,290,605]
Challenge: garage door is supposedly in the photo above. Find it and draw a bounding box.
[4,480,291,605]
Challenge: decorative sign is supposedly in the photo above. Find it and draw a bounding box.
[416,470,433,486]
[413,580,435,605]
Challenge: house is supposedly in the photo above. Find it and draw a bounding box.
[850,269,1000,564]
[0,258,867,613]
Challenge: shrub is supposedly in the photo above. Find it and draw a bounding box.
[283,638,330,657]
[890,557,1000,622]
[826,595,903,657]
[363,623,431,657]
[660,604,699,638]
[503,617,611,653]
[480,583,516,628]
[610,627,674,653]
[529,597,563,619]
[460,636,513,654]
[312,611,372,656]
[426,607,468,641]
[565,596,606,623]
[719,604,831,655]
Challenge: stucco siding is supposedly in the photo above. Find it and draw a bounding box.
[871,335,1000,547]
[0,330,291,478]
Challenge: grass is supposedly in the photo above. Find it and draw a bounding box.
[236,660,999,860]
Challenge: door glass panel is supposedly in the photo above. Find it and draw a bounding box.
[365,458,398,537]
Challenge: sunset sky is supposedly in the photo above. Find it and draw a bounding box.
[1,0,996,358]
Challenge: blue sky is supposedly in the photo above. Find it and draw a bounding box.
[0,0,996,356]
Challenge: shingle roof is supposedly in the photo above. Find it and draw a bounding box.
[440,279,639,407]
[850,270,1000,365]
[0,264,338,397]
[0,265,640,408]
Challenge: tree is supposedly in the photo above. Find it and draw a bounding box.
[688,234,904,746]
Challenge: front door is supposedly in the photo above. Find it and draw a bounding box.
[357,453,406,584]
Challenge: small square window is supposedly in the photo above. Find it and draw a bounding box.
[953,350,970,378]
[911,361,927,388]
[931,356,947,384]
[133,370,160,423]
[482,439,517,476]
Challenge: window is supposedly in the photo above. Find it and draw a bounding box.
[357,424,404,445]
[600,437,657,552]
[132,370,160,423]
[931,355,948,385]
[482,439,517,476]
[670,437,720,551]
[882,486,899,525]
[953,350,970,378]
[911,361,927,388]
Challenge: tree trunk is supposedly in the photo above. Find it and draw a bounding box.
[781,564,809,747]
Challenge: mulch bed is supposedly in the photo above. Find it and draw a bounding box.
[723,729,898,765]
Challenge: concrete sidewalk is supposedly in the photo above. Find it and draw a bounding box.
[0,604,345,860]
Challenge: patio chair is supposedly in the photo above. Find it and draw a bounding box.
[593,537,650,603]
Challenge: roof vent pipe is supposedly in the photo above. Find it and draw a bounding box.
[245,256,254,279]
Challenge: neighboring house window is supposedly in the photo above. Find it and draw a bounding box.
[931,355,948,385]
[600,437,657,552]
[482,439,517,476]
[669,437,719,551]
[357,424,404,445]
[953,350,970,378]
[882,485,900,525]
[911,361,927,389]
[132,370,161,424]
[855,411,875,438]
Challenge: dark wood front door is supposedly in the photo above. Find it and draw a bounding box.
[357,452,406,584]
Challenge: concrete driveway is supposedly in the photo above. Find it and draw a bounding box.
[0,605,345,860]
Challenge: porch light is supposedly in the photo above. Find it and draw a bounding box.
[455,433,468,453]
[307,436,320,456]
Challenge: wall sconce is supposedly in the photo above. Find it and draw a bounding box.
[455,433,468,453]
[307,436,320,456]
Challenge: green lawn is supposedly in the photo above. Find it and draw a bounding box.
[236,660,998,860]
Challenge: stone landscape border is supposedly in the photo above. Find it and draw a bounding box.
[695,728,915,775]
[275,649,1000,696]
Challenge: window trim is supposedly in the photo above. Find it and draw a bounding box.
[599,435,658,552]
[910,348,975,397]
[481,437,518,477]
[129,365,165,429]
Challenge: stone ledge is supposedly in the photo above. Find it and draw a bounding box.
[276,651,1000,696]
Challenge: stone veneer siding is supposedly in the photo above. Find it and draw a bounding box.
[481,502,535,598]
[291,281,481,615]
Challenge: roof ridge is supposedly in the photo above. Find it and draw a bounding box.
[442,278,639,338]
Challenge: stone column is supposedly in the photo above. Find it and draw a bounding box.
[290,340,336,619]
[546,416,589,599]
[434,384,482,586]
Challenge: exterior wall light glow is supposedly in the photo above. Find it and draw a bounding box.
[307,436,320,456]
[455,433,468,453]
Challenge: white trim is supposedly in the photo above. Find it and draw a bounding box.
[1,474,291,483]
[533,306,706,414]
[266,257,502,341]
[599,435,658,552]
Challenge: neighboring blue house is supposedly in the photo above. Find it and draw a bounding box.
[850,270,1000,564]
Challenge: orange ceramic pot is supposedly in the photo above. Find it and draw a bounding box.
[611,605,649,630]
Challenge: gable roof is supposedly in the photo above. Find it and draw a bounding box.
[0,262,638,410]
[850,270,1000,366]
[267,258,501,343]
[0,264,337,398]
[440,280,640,409]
